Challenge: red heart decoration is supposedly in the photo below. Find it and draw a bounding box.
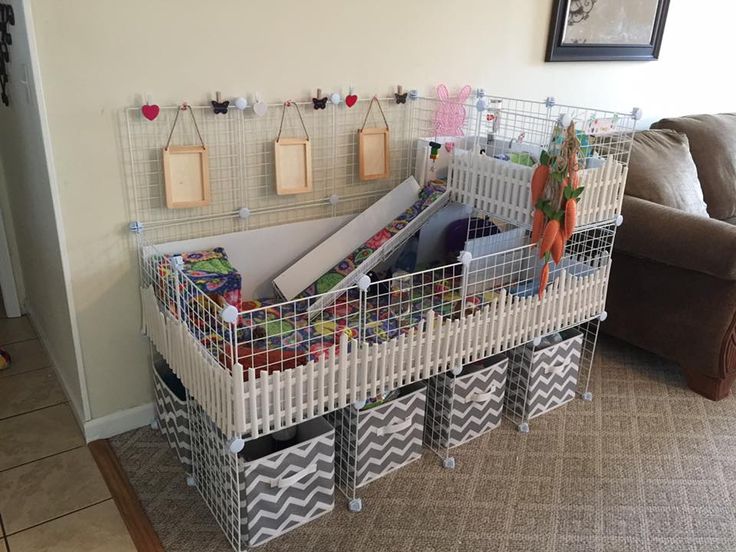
[141,104,160,121]
[345,94,358,108]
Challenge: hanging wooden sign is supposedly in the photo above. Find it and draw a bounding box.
[162,105,211,209]
[358,97,390,181]
[274,102,313,195]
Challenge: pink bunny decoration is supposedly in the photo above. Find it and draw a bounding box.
[434,84,472,136]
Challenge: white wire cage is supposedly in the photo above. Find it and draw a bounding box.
[131,91,636,545]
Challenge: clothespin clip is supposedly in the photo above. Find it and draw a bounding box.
[395,85,407,104]
[312,88,327,110]
[212,91,229,115]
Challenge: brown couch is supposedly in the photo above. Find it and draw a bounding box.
[607,114,736,400]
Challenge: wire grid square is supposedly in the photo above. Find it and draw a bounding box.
[139,235,237,369]
[325,406,359,501]
[190,400,245,552]
[424,372,454,459]
[237,286,361,377]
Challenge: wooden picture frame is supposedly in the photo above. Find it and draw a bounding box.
[358,127,390,181]
[162,145,211,209]
[274,138,313,195]
[546,0,670,62]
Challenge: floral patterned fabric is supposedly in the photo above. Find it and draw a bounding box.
[159,247,242,307]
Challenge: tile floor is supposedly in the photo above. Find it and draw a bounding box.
[0,309,136,552]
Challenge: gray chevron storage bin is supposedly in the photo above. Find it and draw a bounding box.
[425,356,508,453]
[327,382,426,507]
[190,401,335,550]
[506,329,583,421]
[152,358,192,473]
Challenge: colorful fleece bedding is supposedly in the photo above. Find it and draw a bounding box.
[295,182,447,299]
[233,272,500,376]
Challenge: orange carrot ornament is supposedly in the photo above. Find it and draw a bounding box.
[562,184,584,239]
[539,219,560,257]
[531,209,545,243]
[538,262,550,299]
[530,164,550,205]
[551,232,564,264]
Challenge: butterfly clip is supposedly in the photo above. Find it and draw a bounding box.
[312,89,327,110]
[395,86,407,104]
[211,91,229,115]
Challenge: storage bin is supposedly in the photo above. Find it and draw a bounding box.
[328,382,426,498]
[189,402,335,550]
[506,329,583,421]
[425,356,507,451]
[152,358,192,472]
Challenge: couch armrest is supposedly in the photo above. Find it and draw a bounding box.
[616,195,736,281]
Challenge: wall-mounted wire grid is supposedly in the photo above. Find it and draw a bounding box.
[123,95,636,244]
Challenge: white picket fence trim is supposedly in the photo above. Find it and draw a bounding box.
[141,261,609,441]
[447,152,627,228]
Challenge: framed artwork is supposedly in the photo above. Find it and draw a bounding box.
[546,0,670,62]
[274,138,313,195]
[163,145,211,209]
[358,127,390,181]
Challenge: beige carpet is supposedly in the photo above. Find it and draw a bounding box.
[111,335,736,552]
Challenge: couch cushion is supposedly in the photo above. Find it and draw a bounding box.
[625,129,709,217]
[652,113,736,220]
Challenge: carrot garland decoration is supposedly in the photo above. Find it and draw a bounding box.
[530,120,585,298]
[538,262,550,300]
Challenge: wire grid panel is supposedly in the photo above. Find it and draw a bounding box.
[138,236,240,436]
[478,95,637,166]
[447,97,636,229]
[190,400,245,552]
[574,316,602,398]
[139,236,237,369]
[505,328,583,424]
[327,382,426,502]
[504,319,600,428]
[124,98,420,243]
[424,356,507,460]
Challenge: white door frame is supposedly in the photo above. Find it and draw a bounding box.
[0,202,21,318]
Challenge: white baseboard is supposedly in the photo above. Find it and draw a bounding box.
[83,402,155,442]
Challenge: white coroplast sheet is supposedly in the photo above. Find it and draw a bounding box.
[273,176,422,300]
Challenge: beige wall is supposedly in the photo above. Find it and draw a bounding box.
[0,0,85,418]
[28,0,736,420]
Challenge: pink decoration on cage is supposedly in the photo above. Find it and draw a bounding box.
[434,84,472,136]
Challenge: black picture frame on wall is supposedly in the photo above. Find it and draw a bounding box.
[546,0,670,62]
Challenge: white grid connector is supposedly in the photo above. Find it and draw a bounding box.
[357,274,372,292]
[221,305,238,324]
[457,251,473,268]
[169,255,183,272]
[616,214,624,227]
[598,311,608,322]
[239,207,251,220]
[631,107,643,120]
[329,194,340,206]
[545,96,556,108]
[227,437,245,454]
[330,92,341,105]
[408,89,419,101]
[451,365,463,376]
[129,221,144,234]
